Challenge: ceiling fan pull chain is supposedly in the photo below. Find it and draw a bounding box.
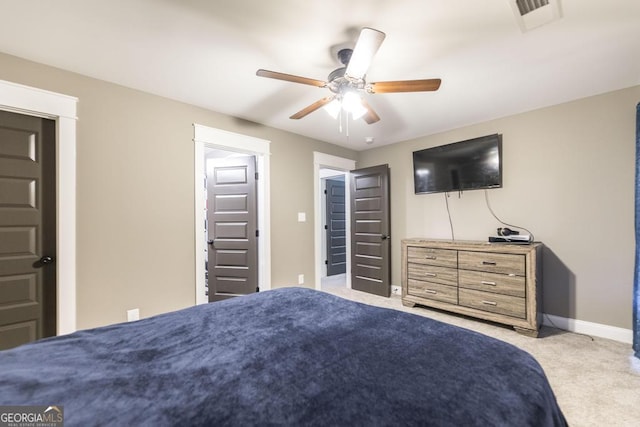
[346,112,350,137]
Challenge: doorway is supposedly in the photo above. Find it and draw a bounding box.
[205,150,258,301]
[314,155,392,298]
[0,79,77,335]
[0,110,56,349]
[314,152,356,291]
[194,124,270,304]
[325,175,346,277]
[320,170,348,292]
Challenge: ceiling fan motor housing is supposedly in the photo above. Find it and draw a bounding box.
[327,66,366,95]
[328,67,346,83]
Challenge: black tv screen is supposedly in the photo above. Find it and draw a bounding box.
[413,134,502,194]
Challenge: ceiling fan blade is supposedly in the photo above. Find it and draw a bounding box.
[256,69,327,88]
[290,96,335,120]
[345,27,386,80]
[368,79,442,93]
[360,98,380,124]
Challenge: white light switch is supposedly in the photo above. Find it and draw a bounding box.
[298,212,306,222]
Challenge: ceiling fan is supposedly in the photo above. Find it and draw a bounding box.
[256,27,441,124]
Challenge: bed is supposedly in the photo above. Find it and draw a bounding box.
[0,287,566,426]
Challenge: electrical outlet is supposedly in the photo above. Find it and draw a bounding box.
[391,286,401,296]
[127,308,140,322]
[298,274,304,285]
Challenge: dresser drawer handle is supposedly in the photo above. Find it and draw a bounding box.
[425,272,437,277]
[425,256,437,260]
[482,261,497,266]
[481,300,497,306]
[424,289,437,294]
[481,281,496,286]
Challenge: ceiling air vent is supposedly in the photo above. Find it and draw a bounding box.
[516,0,549,16]
[510,0,561,32]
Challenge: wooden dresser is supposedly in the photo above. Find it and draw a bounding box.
[401,239,543,337]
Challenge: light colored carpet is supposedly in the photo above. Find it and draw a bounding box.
[321,279,640,427]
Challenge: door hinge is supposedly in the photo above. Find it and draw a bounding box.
[255,172,259,180]
[325,260,328,265]
[256,286,260,292]
[256,230,259,237]
[324,189,327,194]
[324,225,328,230]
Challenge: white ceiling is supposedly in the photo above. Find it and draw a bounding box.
[1,0,638,150]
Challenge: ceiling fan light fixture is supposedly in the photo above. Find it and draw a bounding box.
[323,98,341,119]
[324,92,367,120]
[342,91,366,119]
[349,103,367,120]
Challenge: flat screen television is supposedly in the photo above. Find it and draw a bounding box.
[413,134,502,195]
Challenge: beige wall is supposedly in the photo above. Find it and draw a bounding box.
[358,85,640,330]
[0,52,357,329]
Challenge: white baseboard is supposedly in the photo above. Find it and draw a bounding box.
[543,314,633,344]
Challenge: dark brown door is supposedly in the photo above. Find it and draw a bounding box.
[350,164,391,297]
[206,154,258,301]
[0,110,56,350]
[326,177,346,276]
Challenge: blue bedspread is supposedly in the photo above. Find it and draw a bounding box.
[0,287,566,426]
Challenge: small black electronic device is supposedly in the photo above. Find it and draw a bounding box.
[497,227,519,236]
[489,235,531,244]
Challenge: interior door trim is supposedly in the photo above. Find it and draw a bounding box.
[313,152,356,290]
[0,79,78,335]
[193,124,271,305]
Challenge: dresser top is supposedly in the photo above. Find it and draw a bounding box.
[402,238,542,254]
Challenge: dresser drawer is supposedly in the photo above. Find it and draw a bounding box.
[458,270,525,297]
[408,279,458,304]
[407,247,457,268]
[458,251,525,275]
[459,288,526,318]
[408,263,458,287]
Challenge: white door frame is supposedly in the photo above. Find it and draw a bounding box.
[313,152,356,290]
[0,79,77,335]
[193,124,271,304]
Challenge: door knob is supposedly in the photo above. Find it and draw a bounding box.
[381,235,390,240]
[40,256,54,264]
[207,239,214,245]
